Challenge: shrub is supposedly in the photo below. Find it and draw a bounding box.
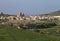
[34,29,40,32]
[19,20,57,29]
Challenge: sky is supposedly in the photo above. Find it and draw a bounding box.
[0,0,60,16]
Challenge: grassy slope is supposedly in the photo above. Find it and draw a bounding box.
[0,24,60,41]
[48,10,60,16]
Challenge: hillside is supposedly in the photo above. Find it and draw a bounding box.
[0,24,60,41]
[0,20,60,41]
[0,12,16,17]
[48,10,60,16]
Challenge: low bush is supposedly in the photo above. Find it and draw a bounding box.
[19,21,57,29]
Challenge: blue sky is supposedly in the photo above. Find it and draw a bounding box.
[0,0,60,15]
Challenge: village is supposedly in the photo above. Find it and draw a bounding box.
[0,11,60,41]
[0,12,60,21]
[0,12,60,29]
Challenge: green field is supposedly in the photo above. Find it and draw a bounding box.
[48,10,60,16]
[0,24,60,41]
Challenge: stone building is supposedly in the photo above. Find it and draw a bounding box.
[17,12,25,20]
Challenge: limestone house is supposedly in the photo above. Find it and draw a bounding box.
[15,17,20,20]
[15,16,25,20]
[37,16,42,20]
[0,16,4,19]
[25,17,31,20]
[0,16,6,20]
[53,16,60,20]
[7,16,15,20]
[38,16,48,20]
[19,17,24,20]
[17,12,25,17]
[30,16,38,20]
[17,12,25,20]
[37,16,55,20]
[42,16,55,20]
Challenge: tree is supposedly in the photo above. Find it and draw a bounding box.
[0,12,3,14]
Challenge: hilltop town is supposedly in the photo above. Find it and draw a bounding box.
[0,12,60,21]
[0,12,60,29]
